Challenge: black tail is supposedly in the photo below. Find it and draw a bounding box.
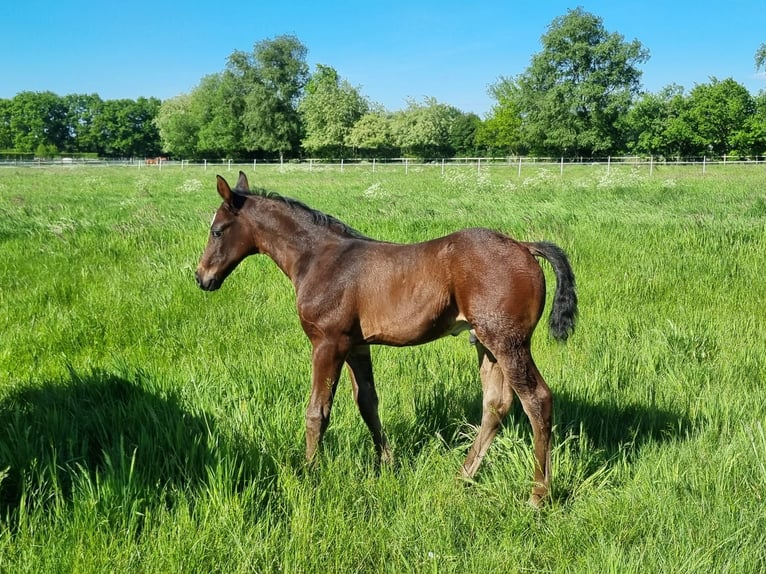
[524,242,578,341]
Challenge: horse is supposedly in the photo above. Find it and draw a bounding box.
[195,172,577,505]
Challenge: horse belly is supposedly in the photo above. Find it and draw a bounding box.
[358,278,462,346]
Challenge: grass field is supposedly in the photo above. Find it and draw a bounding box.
[1,163,765,572]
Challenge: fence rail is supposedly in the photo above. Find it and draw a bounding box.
[2,155,765,176]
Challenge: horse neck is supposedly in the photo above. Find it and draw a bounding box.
[244,197,338,283]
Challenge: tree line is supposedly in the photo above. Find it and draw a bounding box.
[0,93,161,159]
[3,8,765,161]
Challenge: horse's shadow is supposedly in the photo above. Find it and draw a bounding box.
[0,368,275,521]
[391,378,692,476]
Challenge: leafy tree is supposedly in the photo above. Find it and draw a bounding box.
[0,99,12,150]
[299,64,369,156]
[347,111,396,157]
[63,93,103,153]
[505,7,649,156]
[10,91,70,153]
[156,73,244,159]
[449,112,480,156]
[731,91,766,157]
[391,97,460,158]
[157,35,309,160]
[155,94,200,158]
[192,74,244,157]
[684,77,753,156]
[624,84,697,157]
[476,81,523,155]
[89,98,161,157]
[228,35,309,160]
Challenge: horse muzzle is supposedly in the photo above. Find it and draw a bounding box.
[195,269,221,291]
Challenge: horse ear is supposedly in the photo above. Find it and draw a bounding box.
[216,175,234,205]
[236,171,250,192]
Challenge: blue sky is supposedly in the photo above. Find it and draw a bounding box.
[2,0,764,116]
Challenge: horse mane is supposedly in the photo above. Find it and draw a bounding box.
[234,187,371,240]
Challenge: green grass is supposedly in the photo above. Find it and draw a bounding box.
[1,163,765,572]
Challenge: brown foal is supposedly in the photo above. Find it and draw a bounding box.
[195,172,577,505]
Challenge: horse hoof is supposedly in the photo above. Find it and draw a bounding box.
[379,448,394,466]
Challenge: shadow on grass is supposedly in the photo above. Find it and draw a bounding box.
[553,389,693,455]
[390,379,692,470]
[0,368,276,523]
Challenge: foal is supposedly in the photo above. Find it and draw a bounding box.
[196,172,577,505]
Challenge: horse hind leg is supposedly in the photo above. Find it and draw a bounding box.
[501,345,553,507]
[346,346,392,466]
[461,341,513,479]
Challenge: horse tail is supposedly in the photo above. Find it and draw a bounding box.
[523,242,578,342]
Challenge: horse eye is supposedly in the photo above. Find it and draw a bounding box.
[211,229,223,238]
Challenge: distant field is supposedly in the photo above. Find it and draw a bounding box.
[1,164,765,572]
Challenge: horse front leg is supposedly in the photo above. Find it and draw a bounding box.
[305,339,346,463]
[346,345,392,466]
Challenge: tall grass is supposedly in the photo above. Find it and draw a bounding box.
[1,164,765,572]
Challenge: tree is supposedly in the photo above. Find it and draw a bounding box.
[391,97,460,158]
[228,35,309,160]
[0,99,12,150]
[63,93,103,153]
[624,84,697,157]
[10,91,70,153]
[476,80,523,155]
[192,73,245,157]
[91,97,161,157]
[299,64,369,156]
[156,94,201,158]
[734,91,766,156]
[506,7,649,156]
[684,77,753,156]
[347,111,396,157]
[449,112,481,156]
[156,35,310,160]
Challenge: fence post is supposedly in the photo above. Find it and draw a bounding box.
[703,156,706,175]
[253,158,257,171]
[650,155,653,177]
[405,158,408,175]
[518,156,522,177]
[372,158,376,173]
[441,158,445,176]
[560,157,564,176]
[607,155,611,175]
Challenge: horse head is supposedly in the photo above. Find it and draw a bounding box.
[195,172,257,291]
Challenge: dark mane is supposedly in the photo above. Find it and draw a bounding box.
[233,187,370,240]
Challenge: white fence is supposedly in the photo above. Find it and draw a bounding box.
[2,155,766,176]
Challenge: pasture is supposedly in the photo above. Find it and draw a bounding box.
[0,163,764,572]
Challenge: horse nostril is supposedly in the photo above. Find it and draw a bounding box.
[195,269,220,291]
[195,269,208,289]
